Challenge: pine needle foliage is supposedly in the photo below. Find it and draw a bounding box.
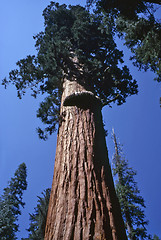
[87,0,161,82]
[87,0,160,19]
[23,188,51,240]
[112,131,151,240]
[0,163,27,240]
[2,2,138,139]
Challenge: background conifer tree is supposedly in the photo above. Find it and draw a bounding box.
[112,130,151,239]
[0,163,27,240]
[23,188,50,240]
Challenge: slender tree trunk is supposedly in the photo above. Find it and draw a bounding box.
[45,79,127,240]
[112,131,135,240]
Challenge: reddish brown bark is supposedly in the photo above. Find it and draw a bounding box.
[45,79,127,240]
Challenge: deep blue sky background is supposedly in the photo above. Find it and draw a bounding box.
[0,0,161,239]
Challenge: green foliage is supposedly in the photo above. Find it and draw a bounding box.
[87,0,161,82]
[116,15,161,82]
[87,0,158,19]
[153,234,160,240]
[2,2,138,139]
[112,131,151,239]
[0,163,27,240]
[153,235,160,240]
[22,188,51,240]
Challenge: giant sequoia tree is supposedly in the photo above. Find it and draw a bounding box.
[3,3,138,239]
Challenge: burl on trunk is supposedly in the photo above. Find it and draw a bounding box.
[45,79,127,240]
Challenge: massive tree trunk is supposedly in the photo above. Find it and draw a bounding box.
[45,79,127,240]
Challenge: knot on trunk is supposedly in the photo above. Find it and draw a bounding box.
[63,91,102,109]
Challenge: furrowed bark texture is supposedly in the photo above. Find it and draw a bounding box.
[45,80,127,240]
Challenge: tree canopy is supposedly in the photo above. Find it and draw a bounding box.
[2,2,137,139]
[87,0,161,82]
[87,0,161,19]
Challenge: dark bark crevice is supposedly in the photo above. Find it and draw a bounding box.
[89,198,96,240]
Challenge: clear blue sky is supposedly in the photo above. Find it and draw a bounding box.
[0,0,161,238]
